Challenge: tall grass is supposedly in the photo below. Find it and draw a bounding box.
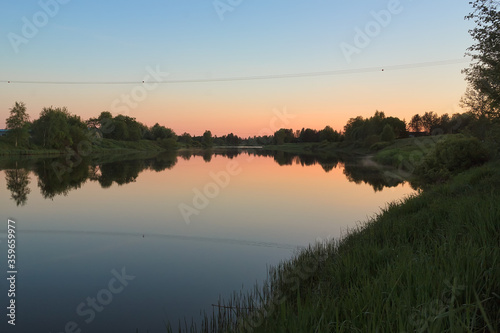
[171,160,500,332]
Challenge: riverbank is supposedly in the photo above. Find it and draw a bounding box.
[263,136,445,159]
[193,157,499,332]
[0,138,166,156]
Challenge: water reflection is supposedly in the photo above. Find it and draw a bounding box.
[5,166,31,206]
[0,149,407,205]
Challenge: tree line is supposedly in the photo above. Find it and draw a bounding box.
[3,105,221,150]
[3,101,499,152]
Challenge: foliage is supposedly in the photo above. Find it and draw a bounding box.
[5,168,31,206]
[150,123,176,141]
[460,86,496,118]
[6,101,30,147]
[415,135,491,184]
[318,125,342,142]
[463,0,500,117]
[202,130,214,148]
[409,114,422,132]
[421,111,440,134]
[344,111,407,144]
[31,107,87,150]
[157,137,177,150]
[273,128,294,145]
[380,124,395,142]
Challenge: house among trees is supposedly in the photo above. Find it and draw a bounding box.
[0,129,9,137]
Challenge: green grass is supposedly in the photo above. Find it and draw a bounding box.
[182,160,500,332]
[373,136,447,169]
[263,136,449,164]
[0,139,61,156]
[0,137,167,156]
[91,138,166,152]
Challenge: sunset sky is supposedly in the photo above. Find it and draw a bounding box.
[0,0,475,137]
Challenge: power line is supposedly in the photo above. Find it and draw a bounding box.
[1,58,471,85]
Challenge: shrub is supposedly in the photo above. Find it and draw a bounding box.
[380,124,395,142]
[415,135,491,183]
[370,141,392,152]
[158,138,177,150]
[364,135,381,147]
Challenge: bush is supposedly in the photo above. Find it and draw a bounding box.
[415,135,491,183]
[364,135,381,147]
[158,138,177,150]
[370,141,392,152]
[380,124,395,142]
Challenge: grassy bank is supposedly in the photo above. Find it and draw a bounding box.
[263,136,448,164]
[372,136,444,168]
[190,159,499,332]
[0,137,166,156]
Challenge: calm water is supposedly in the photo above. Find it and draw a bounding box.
[0,150,415,332]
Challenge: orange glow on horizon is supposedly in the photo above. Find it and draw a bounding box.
[0,65,468,137]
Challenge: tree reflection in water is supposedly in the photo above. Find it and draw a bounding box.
[1,149,409,204]
[5,166,31,206]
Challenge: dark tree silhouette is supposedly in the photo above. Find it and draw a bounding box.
[464,0,500,116]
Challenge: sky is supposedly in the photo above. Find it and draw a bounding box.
[0,0,476,137]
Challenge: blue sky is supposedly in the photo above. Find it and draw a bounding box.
[0,0,476,136]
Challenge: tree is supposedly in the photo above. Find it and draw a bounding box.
[383,116,408,138]
[31,107,87,149]
[344,112,406,142]
[151,123,176,141]
[202,130,214,148]
[344,116,366,141]
[273,128,294,145]
[299,128,319,142]
[31,107,72,149]
[318,126,341,142]
[178,132,193,146]
[409,114,423,132]
[459,86,494,118]
[438,114,452,134]
[93,111,115,138]
[6,102,30,147]
[380,124,395,142]
[463,0,500,116]
[421,111,440,134]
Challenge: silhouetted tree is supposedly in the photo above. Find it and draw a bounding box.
[464,0,500,116]
[273,129,294,145]
[409,114,423,132]
[178,132,194,146]
[151,123,176,141]
[318,126,341,142]
[421,111,440,134]
[460,86,495,118]
[299,128,319,142]
[202,130,214,148]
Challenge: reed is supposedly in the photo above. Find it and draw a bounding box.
[165,160,500,332]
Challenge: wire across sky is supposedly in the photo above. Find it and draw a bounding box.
[1,58,471,86]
